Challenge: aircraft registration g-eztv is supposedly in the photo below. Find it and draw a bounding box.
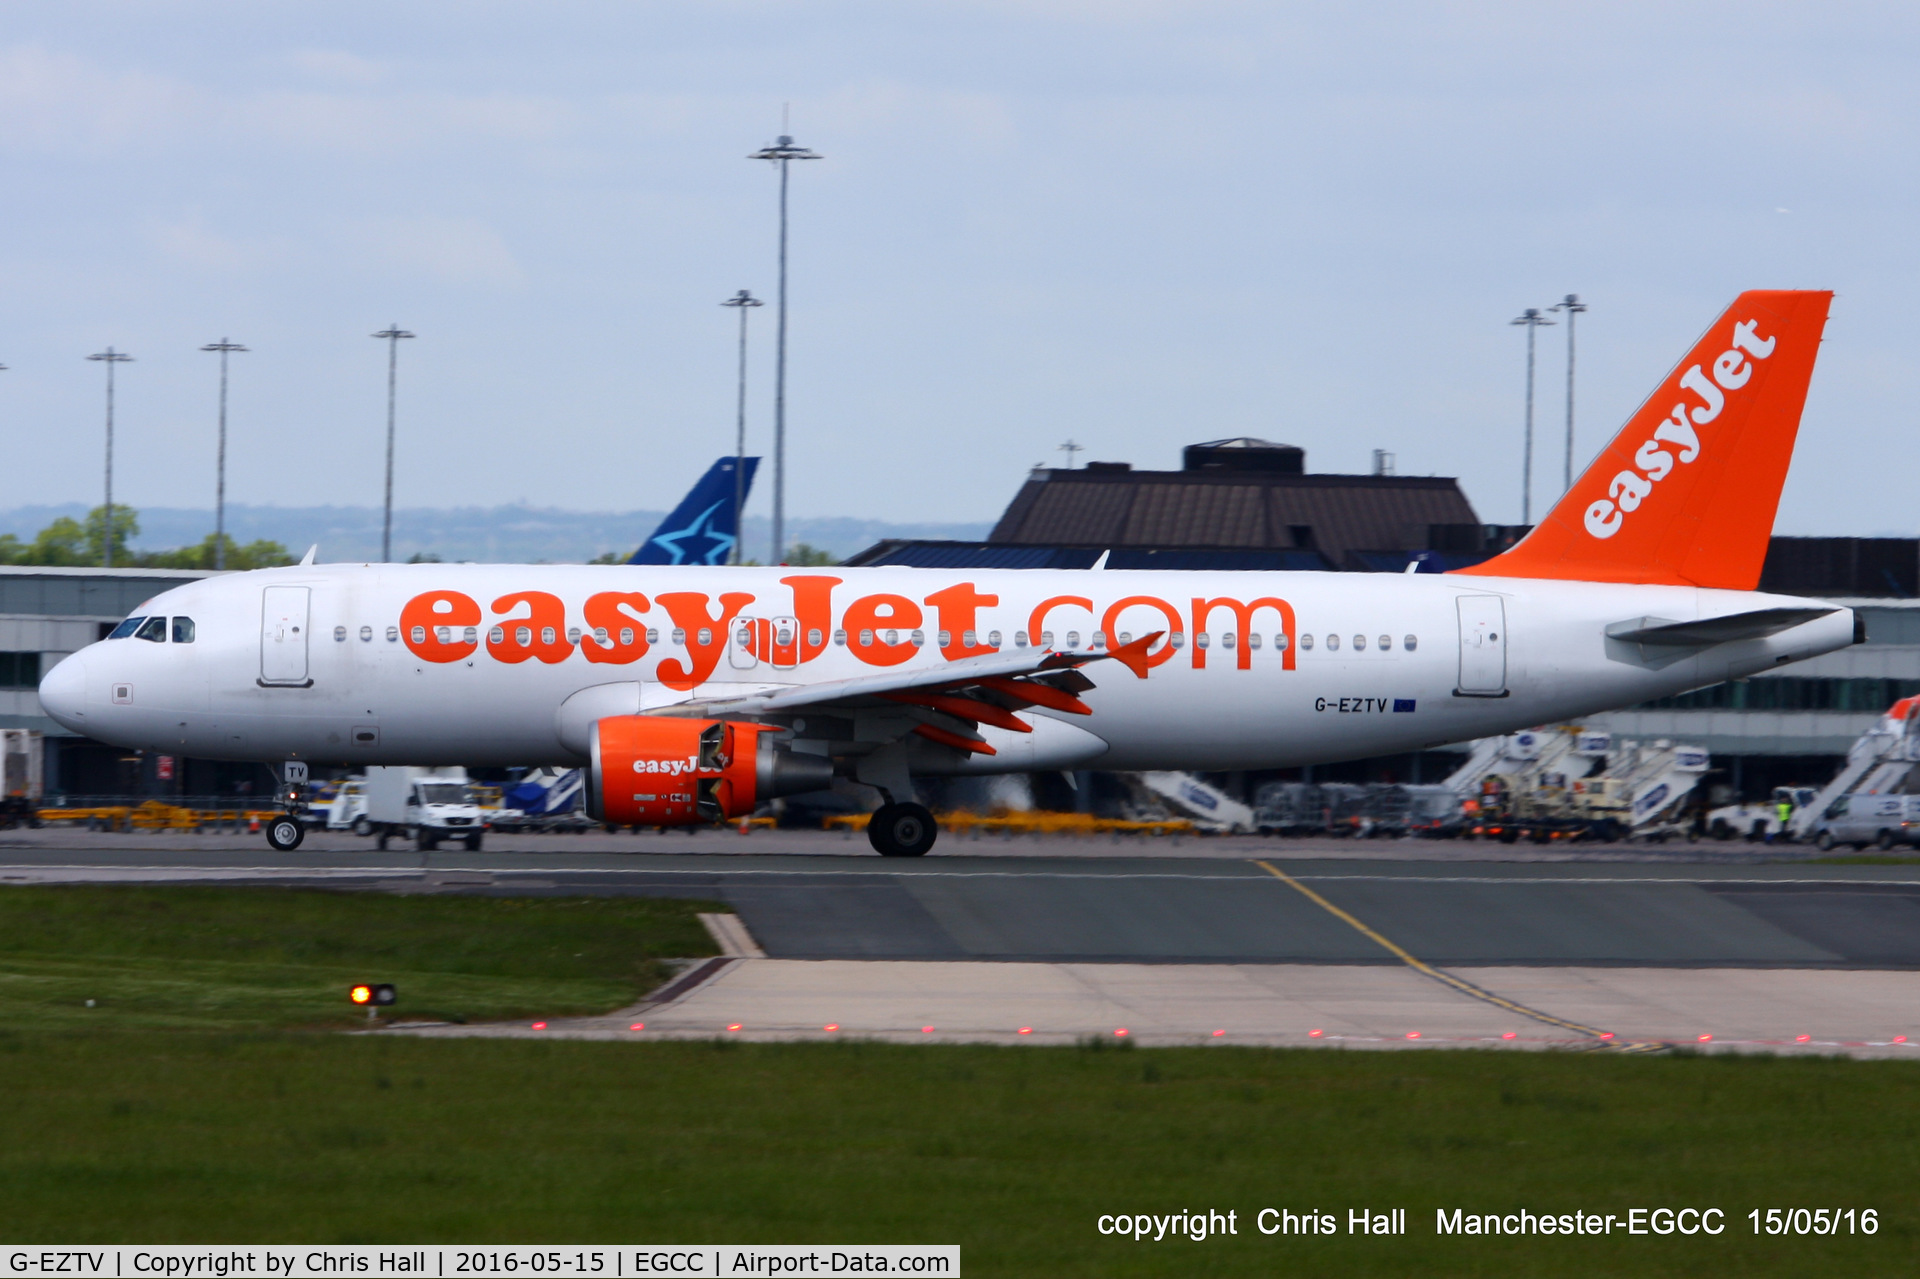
[40,290,1857,856]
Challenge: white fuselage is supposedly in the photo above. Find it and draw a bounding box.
[36,563,1855,773]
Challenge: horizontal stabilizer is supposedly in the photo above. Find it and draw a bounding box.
[1605,606,1837,648]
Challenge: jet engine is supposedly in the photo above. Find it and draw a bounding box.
[585,715,836,826]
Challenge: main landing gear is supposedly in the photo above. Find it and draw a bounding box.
[868,802,938,858]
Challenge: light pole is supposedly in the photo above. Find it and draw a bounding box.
[86,347,134,567]
[1548,293,1587,493]
[371,325,415,563]
[200,339,249,569]
[1509,308,1555,524]
[720,290,763,565]
[748,132,821,564]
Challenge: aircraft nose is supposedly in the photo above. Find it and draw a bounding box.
[38,653,86,734]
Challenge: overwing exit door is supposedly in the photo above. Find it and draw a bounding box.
[260,586,312,685]
[1455,595,1508,696]
[729,617,761,669]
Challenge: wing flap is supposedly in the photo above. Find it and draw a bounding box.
[661,639,1148,720]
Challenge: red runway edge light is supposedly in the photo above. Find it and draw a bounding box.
[349,983,396,1007]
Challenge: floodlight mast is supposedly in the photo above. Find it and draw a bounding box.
[1509,308,1555,524]
[748,132,821,564]
[720,290,764,565]
[1549,294,1588,493]
[200,339,249,570]
[86,348,134,568]
[371,326,416,564]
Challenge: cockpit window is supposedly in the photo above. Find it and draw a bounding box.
[107,616,145,640]
[171,617,195,644]
[133,617,167,643]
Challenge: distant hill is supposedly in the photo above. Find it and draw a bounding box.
[0,505,992,566]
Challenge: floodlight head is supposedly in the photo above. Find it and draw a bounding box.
[749,136,822,163]
[1550,293,1588,315]
[721,289,764,309]
[1510,308,1554,327]
[87,347,134,363]
[372,326,415,341]
[201,339,250,353]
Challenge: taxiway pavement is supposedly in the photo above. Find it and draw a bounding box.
[11,827,1920,1055]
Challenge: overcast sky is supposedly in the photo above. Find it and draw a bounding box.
[2,2,1915,533]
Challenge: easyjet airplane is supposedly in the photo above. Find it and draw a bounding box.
[39,290,1855,856]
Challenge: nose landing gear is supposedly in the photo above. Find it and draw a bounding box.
[265,761,310,852]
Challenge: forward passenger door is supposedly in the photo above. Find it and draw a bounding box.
[260,586,312,686]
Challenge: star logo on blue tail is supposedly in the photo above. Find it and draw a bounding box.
[648,500,736,566]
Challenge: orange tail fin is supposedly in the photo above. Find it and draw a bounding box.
[1454,289,1831,589]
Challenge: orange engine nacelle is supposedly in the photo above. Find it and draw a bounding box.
[586,715,835,827]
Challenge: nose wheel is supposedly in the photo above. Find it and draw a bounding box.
[265,815,305,851]
[868,802,937,857]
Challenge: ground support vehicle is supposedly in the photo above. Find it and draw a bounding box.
[1807,792,1920,851]
[1134,771,1254,833]
[1442,726,1706,843]
[1397,784,1466,836]
[1780,696,1920,843]
[0,729,43,810]
[1252,782,1327,835]
[1707,787,1819,843]
[355,766,487,851]
[489,767,593,832]
[322,778,366,831]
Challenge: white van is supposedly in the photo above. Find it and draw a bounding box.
[358,766,487,851]
[1811,793,1920,851]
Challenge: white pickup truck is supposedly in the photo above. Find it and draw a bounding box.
[1706,787,1818,842]
[353,766,488,851]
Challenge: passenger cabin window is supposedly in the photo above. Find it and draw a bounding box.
[134,617,168,643]
[171,617,196,644]
[108,616,145,640]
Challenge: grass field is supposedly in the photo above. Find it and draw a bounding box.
[0,884,722,1029]
[2,884,1917,1275]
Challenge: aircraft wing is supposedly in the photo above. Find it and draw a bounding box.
[655,632,1161,755]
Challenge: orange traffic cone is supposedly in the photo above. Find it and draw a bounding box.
[248,816,260,833]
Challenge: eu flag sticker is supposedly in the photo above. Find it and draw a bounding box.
[1392,699,1416,713]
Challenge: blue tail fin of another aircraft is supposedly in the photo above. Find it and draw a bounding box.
[627,456,760,566]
